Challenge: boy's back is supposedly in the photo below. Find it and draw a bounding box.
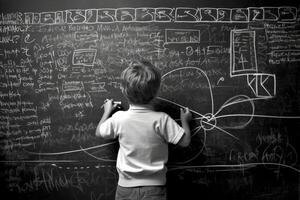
[95,60,192,200]
[100,104,184,187]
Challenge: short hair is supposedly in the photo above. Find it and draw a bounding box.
[121,60,161,104]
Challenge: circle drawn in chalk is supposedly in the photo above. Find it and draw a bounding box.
[200,113,217,131]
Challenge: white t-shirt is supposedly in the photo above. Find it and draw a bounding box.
[98,105,185,187]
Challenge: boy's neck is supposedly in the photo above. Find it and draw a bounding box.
[129,103,153,110]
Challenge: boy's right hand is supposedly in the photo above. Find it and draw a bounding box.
[180,107,192,122]
[103,99,118,114]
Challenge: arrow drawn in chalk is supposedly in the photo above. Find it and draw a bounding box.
[217,77,224,85]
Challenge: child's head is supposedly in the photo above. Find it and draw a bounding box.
[121,60,161,105]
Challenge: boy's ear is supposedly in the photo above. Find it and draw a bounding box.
[120,86,126,96]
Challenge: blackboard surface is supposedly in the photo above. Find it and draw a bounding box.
[0,0,299,199]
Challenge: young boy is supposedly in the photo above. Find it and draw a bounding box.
[95,60,192,200]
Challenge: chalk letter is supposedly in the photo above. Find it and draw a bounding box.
[264,7,279,21]
[175,7,199,22]
[136,8,155,22]
[248,7,264,21]
[200,8,217,22]
[155,8,174,22]
[97,9,116,23]
[40,12,55,24]
[116,8,135,22]
[279,7,297,22]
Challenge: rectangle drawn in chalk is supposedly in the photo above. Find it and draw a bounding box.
[230,30,257,77]
[72,49,97,66]
[165,29,200,44]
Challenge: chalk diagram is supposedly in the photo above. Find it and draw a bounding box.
[157,66,255,165]
[27,65,300,173]
[25,29,300,174]
[157,66,298,170]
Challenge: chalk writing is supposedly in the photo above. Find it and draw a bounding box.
[0,5,299,199]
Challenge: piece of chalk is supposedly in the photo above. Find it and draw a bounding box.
[101,101,121,108]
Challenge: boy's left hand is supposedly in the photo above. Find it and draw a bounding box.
[180,107,192,122]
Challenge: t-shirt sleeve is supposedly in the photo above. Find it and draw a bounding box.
[98,114,118,139]
[160,113,185,144]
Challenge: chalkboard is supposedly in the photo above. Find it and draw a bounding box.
[0,0,300,199]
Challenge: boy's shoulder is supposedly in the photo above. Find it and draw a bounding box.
[149,110,173,121]
[111,110,126,118]
[112,109,170,118]
[110,106,175,119]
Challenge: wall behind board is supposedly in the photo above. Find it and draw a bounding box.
[0,0,299,199]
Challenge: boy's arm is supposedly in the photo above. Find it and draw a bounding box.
[95,99,118,137]
[177,107,192,147]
